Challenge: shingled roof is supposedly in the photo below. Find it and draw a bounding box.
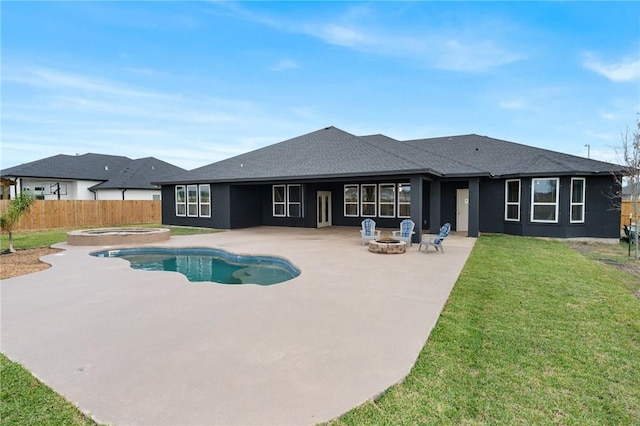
[156,126,624,184]
[2,153,186,190]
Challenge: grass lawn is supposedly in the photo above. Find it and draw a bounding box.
[1,234,638,425]
[0,354,98,426]
[329,235,640,425]
[0,223,219,252]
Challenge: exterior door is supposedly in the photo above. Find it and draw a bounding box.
[456,189,469,232]
[317,191,332,227]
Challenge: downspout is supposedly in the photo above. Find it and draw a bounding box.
[122,189,127,200]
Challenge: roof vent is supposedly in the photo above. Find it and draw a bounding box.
[104,166,109,171]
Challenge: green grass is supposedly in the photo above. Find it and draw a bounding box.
[0,223,219,252]
[2,234,638,425]
[0,354,98,426]
[329,234,640,425]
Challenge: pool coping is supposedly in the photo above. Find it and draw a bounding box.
[1,226,476,426]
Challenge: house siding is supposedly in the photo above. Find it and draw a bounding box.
[161,175,621,239]
[478,175,620,238]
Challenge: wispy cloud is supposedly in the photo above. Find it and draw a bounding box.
[499,98,527,110]
[1,64,324,169]
[269,58,300,71]
[583,53,640,82]
[3,66,173,99]
[211,2,524,72]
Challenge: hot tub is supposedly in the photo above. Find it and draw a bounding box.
[67,228,170,246]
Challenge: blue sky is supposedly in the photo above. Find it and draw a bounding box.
[2,1,639,171]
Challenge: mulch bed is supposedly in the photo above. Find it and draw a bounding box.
[0,248,62,280]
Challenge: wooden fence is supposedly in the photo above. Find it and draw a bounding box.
[621,200,638,228]
[0,200,161,231]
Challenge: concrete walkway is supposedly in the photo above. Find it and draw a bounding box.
[1,227,475,426]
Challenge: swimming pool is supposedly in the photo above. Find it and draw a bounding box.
[91,247,300,285]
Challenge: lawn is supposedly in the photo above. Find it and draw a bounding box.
[1,234,638,425]
[329,235,640,425]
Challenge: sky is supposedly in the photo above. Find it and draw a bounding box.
[1,1,639,171]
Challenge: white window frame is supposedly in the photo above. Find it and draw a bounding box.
[378,183,396,218]
[397,183,411,218]
[531,178,559,223]
[187,184,199,217]
[360,184,376,217]
[287,184,303,218]
[199,184,211,218]
[505,179,521,222]
[344,184,359,217]
[175,185,186,217]
[570,178,586,223]
[273,185,286,217]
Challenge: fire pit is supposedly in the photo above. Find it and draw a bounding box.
[368,237,407,254]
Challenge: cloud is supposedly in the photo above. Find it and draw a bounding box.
[269,59,300,71]
[210,2,524,72]
[583,54,640,82]
[3,66,172,99]
[499,98,527,110]
[1,64,324,170]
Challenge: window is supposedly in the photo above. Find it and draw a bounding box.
[398,183,411,218]
[273,184,303,217]
[152,194,161,201]
[570,178,585,223]
[361,184,376,217]
[187,185,198,217]
[176,185,186,216]
[379,184,396,218]
[531,178,559,223]
[288,185,302,217]
[505,179,521,221]
[199,184,211,217]
[273,185,286,217]
[344,185,359,217]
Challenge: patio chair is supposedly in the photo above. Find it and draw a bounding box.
[418,222,451,254]
[392,219,416,247]
[360,218,381,246]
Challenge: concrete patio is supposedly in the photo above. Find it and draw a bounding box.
[1,226,475,426]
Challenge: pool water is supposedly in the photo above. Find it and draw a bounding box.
[91,247,300,285]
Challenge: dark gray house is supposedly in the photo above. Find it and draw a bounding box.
[156,127,624,241]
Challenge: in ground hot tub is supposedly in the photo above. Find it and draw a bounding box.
[67,228,170,246]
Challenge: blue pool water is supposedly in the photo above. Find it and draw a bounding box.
[91,247,300,285]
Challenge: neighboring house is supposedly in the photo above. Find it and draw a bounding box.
[1,153,186,201]
[156,126,624,240]
[621,183,639,201]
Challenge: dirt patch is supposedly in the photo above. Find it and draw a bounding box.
[0,248,62,280]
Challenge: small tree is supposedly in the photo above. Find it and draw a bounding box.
[0,192,35,253]
[615,117,640,260]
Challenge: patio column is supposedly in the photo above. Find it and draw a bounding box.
[429,180,441,234]
[410,176,423,243]
[468,178,480,237]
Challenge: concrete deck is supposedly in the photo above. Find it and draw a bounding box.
[1,226,475,426]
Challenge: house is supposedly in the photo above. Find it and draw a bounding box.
[1,153,185,201]
[156,126,624,240]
